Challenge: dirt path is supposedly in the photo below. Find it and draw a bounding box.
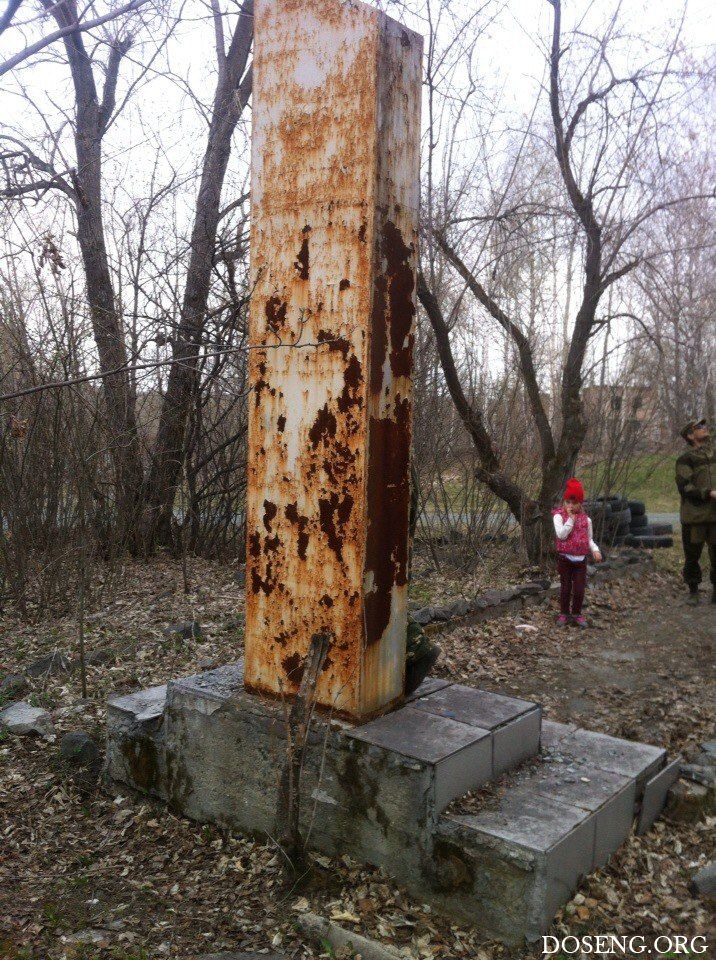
[435,566,715,755]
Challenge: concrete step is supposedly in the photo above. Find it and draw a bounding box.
[351,681,541,811]
[433,720,668,942]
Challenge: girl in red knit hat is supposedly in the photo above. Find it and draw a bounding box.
[552,478,602,626]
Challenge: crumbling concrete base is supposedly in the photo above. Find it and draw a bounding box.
[105,666,671,944]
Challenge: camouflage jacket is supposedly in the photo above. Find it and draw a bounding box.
[675,442,716,525]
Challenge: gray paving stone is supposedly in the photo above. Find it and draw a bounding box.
[349,704,489,765]
[557,728,665,790]
[502,761,636,867]
[349,705,493,812]
[444,791,597,937]
[405,677,453,702]
[637,757,682,835]
[454,790,595,856]
[411,683,537,730]
[410,684,541,777]
[592,781,635,866]
[493,709,542,776]
[540,720,578,751]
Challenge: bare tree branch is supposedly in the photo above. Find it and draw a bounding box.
[0,0,148,77]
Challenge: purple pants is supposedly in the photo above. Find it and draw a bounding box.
[557,556,587,615]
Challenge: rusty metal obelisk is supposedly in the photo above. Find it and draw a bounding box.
[244,0,422,719]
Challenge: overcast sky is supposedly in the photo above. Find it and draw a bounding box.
[1,0,714,381]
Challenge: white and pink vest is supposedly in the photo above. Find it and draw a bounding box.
[552,507,591,556]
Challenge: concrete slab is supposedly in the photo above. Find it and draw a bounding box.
[105,683,168,798]
[637,757,682,835]
[457,790,595,857]
[592,780,636,866]
[513,763,636,867]
[493,710,542,776]
[555,728,666,790]
[348,705,493,812]
[410,684,541,776]
[108,683,167,723]
[349,705,489,765]
[412,684,537,730]
[540,720,577,751]
[172,662,245,700]
[440,791,596,940]
[405,677,453,702]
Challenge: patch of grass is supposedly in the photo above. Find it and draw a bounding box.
[41,902,64,928]
[66,873,91,890]
[621,453,680,512]
[28,691,57,710]
[408,580,432,605]
[581,453,680,513]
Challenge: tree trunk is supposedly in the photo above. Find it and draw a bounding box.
[46,8,143,530]
[141,2,253,550]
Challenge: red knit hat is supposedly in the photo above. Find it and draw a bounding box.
[564,478,585,502]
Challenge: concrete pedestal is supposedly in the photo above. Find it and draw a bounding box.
[106,666,672,943]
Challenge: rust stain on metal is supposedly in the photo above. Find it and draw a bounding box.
[245,0,422,718]
[294,225,311,280]
[317,491,355,561]
[265,295,287,335]
[284,502,309,559]
[308,404,337,449]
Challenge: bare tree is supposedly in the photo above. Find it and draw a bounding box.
[1,0,150,530]
[419,0,714,562]
[140,0,253,549]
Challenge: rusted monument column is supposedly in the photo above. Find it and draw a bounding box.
[245,0,422,719]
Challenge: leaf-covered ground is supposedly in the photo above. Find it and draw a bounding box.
[0,551,713,959]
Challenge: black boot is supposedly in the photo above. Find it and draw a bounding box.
[686,588,699,607]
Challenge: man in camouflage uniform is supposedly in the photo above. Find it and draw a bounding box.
[675,418,716,605]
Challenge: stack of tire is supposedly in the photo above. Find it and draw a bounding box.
[623,500,674,549]
[583,495,674,549]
